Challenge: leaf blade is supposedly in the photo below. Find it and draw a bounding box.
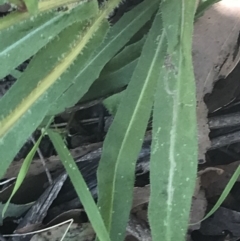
[48,0,159,116]
[0,1,98,78]
[0,11,109,179]
[2,133,43,217]
[148,1,198,241]
[47,129,110,241]
[23,0,38,14]
[97,5,167,241]
[81,36,145,103]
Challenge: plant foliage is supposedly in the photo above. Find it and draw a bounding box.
[0,0,218,240]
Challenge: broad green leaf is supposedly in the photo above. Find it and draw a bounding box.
[0,8,110,179]
[0,1,98,79]
[97,6,167,241]
[48,0,159,116]
[47,129,110,241]
[2,133,43,217]
[148,1,198,241]
[23,0,38,15]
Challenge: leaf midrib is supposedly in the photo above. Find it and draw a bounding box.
[0,11,104,138]
[108,32,166,231]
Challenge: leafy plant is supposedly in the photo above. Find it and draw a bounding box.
[0,0,221,240]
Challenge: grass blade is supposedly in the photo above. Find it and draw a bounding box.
[148,1,198,241]
[97,5,167,241]
[191,164,240,224]
[46,129,110,241]
[2,133,43,217]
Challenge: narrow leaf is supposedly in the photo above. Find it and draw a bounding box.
[103,92,123,115]
[0,1,97,78]
[47,129,110,241]
[148,1,198,241]
[191,164,240,224]
[48,0,159,116]
[81,37,144,102]
[0,15,109,178]
[81,59,137,103]
[97,6,167,241]
[2,133,43,217]
[0,0,85,31]
[100,36,146,77]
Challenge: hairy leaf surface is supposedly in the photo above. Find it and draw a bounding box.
[0,1,97,78]
[148,1,198,241]
[0,10,110,178]
[48,0,159,115]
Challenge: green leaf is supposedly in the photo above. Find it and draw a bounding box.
[148,1,198,241]
[103,92,123,115]
[81,37,145,103]
[0,12,109,179]
[46,129,110,241]
[81,59,137,103]
[0,0,84,31]
[100,36,146,77]
[9,69,22,79]
[2,133,43,218]
[97,6,167,241]
[191,164,240,225]
[23,0,38,15]
[48,0,159,116]
[0,1,98,79]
